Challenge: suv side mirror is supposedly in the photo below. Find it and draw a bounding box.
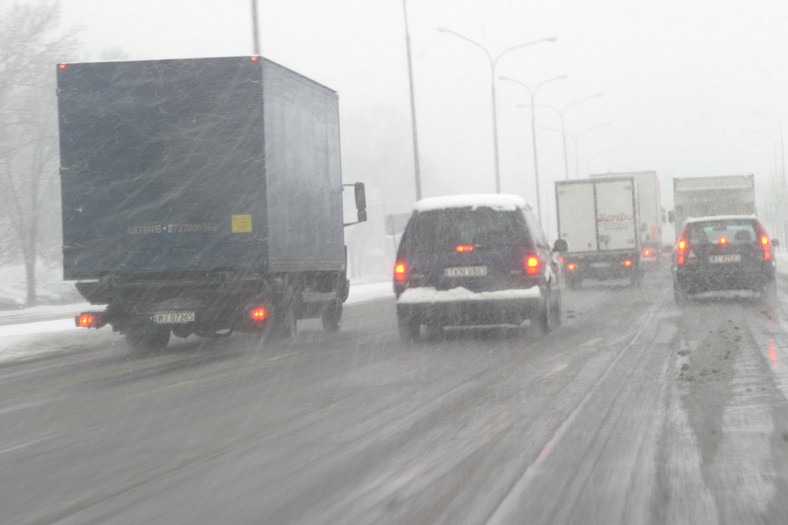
[552,239,568,252]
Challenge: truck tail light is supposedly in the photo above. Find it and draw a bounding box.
[394,261,407,282]
[76,312,106,329]
[525,255,540,276]
[249,307,267,322]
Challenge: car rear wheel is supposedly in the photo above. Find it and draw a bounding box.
[761,280,777,305]
[673,282,689,306]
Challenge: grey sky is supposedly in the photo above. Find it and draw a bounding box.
[54,0,788,232]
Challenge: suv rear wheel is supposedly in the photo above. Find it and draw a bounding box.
[397,312,421,342]
[534,288,557,335]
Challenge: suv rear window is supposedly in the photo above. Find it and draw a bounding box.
[400,207,531,254]
[687,220,758,245]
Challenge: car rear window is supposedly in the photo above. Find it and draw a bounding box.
[687,220,758,245]
[400,207,531,254]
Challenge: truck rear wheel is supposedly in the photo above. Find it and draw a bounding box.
[125,326,170,351]
[321,300,343,332]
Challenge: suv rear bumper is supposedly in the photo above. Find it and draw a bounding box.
[396,286,543,326]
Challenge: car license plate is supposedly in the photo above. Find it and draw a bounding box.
[709,254,741,264]
[152,312,195,324]
[445,266,487,277]
[590,262,611,268]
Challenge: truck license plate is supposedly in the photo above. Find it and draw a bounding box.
[445,266,487,277]
[710,254,741,264]
[152,312,195,324]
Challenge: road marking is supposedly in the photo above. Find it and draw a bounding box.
[581,337,603,347]
[543,363,568,378]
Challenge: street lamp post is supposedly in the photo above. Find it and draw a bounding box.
[402,0,422,201]
[574,122,611,178]
[533,94,602,179]
[500,75,567,224]
[541,121,611,178]
[438,27,556,193]
[754,110,786,186]
[250,0,261,55]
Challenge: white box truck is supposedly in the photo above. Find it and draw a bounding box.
[591,171,663,268]
[672,175,756,236]
[555,178,641,287]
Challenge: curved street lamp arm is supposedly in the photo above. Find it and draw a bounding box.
[493,37,557,68]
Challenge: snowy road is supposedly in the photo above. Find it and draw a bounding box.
[1,270,788,524]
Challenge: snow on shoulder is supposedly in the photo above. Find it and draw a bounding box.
[414,193,527,213]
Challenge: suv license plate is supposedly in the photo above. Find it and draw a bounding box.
[445,266,488,277]
[152,312,195,324]
[709,254,741,264]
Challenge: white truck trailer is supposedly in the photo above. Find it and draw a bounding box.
[555,177,641,287]
[672,175,756,236]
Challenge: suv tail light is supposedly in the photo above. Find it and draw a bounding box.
[525,255,540,276]
[676,238,688,266]
[394,261,407,282]
[760,234,772,262]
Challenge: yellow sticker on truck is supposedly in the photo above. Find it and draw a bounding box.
[231,214,253,233]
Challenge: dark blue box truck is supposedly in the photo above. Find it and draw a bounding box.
[56,56,366,349]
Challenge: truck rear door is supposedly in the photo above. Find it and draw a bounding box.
[556,182,597,252]
[595,179,638,251]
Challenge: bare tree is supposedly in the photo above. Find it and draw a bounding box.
[0,2,77,305]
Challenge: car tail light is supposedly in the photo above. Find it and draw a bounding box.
[249,307,267,322]
[525,255,540,276]
[677,238,688,266]
[622,259,633,267]
[455,245,474,252]
[394,261,407,282]
[566,262,577,271]
[557,256,564,263]
[642,248,652,257]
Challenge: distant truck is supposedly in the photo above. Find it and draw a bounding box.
[591,171,663,268]
[672,175,755,237]
[555,177,641,287]
[56,56,366,349]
